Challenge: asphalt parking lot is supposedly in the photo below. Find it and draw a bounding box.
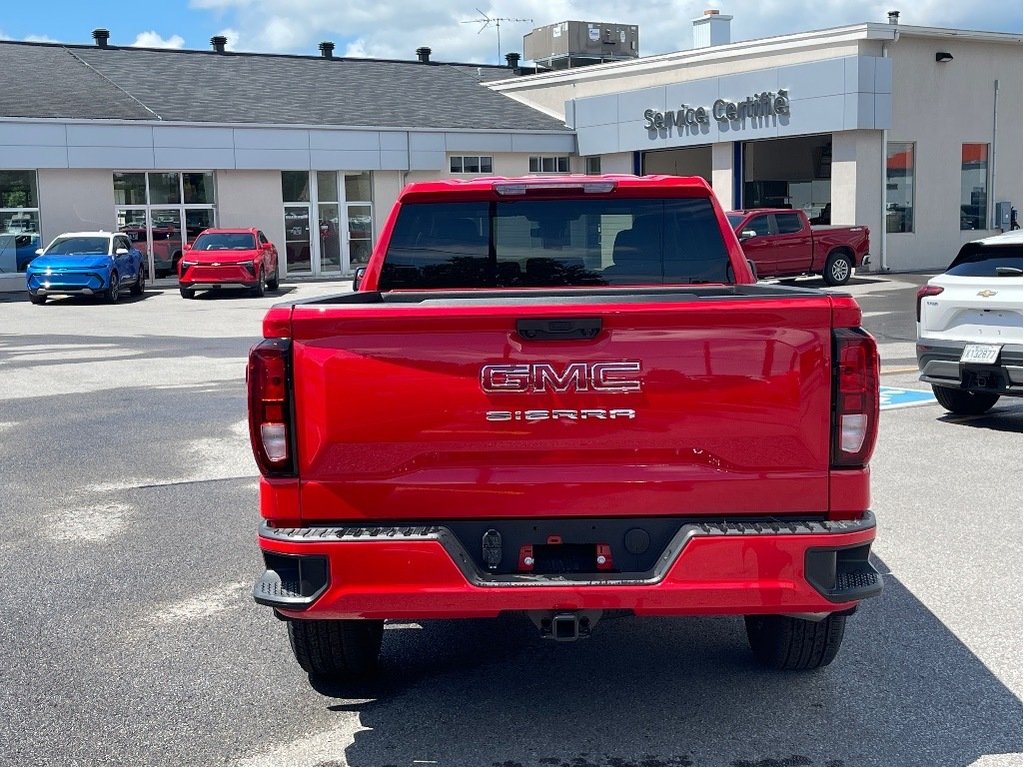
[0,275,1020,767]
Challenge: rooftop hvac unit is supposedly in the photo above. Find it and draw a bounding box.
[523,21,639,70]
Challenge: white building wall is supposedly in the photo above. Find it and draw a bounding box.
[832,130,882,251]
[711,143,734,208]
[885,35,1023,271]
[37,169,115,243]
[215,170,285,254]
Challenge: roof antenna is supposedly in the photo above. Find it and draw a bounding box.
[461,8,532,65]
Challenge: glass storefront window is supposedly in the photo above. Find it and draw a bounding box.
[345,172,371,202]
[149,172,181,205]
[114,173,147,205]
[960,144,989,231]
[886,143,914,234]
[185,209,214,242]
[317,171,339,203]
[282,171,310,203]
[0,170,38,209]
[0,171,41,273]
[183,172,215,204]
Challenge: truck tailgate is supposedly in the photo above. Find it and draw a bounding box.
[287,292,835,522]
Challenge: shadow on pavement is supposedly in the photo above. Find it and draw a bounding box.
[303,560,1021,766]
[937,401,1023,434]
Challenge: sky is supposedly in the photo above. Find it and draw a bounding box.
[0,0,1020,65]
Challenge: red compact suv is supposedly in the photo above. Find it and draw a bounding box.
[178,228,280,299]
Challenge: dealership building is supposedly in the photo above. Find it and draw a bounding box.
[0,12,1020,290]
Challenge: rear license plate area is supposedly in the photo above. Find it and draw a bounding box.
[532,543,597,574]
[960,344,1001,365]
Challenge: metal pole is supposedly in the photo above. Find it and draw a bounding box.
[991,79,999,229]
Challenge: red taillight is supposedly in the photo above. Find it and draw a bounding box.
[248,338,295,476]
[916,284,944,322]
[832,328,879,468]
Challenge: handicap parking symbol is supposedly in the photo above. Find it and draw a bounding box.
[879,386,937,410]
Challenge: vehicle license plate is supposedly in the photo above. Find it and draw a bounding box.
[960,344,1001,365]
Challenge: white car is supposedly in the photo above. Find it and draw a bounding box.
[916,229,1023,414]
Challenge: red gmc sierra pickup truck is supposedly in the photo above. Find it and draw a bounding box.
[727,208,870,286]
[248,175,882,684]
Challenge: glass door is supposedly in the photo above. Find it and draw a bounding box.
[317,204,342,274]
[284,206,312,273]
[346,204,373,270]
[116,208,151,277]
[151,208,183,278]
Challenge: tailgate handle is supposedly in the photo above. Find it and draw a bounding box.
[516,317,602,341]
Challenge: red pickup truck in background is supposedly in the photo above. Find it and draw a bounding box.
[248,175,882,686]
[727,208,870,286]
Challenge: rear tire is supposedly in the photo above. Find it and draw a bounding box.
[29,293,46,305]
[287,619,384,681]
[932,385,1000,415]
[179,287,195,299]
[267,268,279,292]
[745,613,847,670]
[823,251,853,286]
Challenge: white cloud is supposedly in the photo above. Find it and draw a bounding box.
[131,31,186,49]
[24,34,60,43]
[188,0,1023,62]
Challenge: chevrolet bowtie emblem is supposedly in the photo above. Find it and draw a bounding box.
[977,289,997,297]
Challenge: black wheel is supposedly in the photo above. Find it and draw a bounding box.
[105,271,120,303]
[131,266,145,296]
[179,286,195,300]
[266,268,279,292]
[744,613,847,670]
[287,619,384,681]
[253,267,266,297]
[29,293,46,305]
[823,251,853,286]
[932,385,1000,415]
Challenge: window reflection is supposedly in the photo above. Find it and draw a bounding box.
[960,144,988,231]
[886,143,914,233]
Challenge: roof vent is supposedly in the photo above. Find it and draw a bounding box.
[887,10,900,24]
[319,41,335,58]
[505,52,521,69]
[416,46,431,63]
[211,35,228,53]
[92,29,110,48]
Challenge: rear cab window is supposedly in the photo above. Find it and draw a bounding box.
[379,197,732,289]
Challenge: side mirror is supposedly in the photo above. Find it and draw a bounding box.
[35,248,44,255]
[352,266,367,291]
[747,259,759,281]
[183,242,192,251]
[115,248,129,255]
[740,229,757,241]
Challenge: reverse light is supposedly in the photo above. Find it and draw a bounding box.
[831,328,879,468]
[247,338,296,476]
[915,284,944,322]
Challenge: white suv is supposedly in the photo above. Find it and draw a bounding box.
[916,230,1023,414]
